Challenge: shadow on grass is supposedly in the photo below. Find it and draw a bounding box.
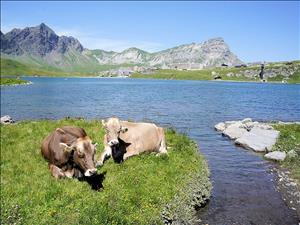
[79,172,106,191]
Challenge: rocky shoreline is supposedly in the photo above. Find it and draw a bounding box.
[0,81,33,87]
[215,118,299,161]
[271,166,300,218]
[215,118,300,218]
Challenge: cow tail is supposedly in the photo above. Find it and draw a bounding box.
[159,128,167,153]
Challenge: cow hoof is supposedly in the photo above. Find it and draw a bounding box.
[156,152,168,157]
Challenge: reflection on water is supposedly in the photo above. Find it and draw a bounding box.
[1,77,300,224]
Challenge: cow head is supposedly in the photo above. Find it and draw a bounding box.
[60,137,97,177]
[102,117,128,146]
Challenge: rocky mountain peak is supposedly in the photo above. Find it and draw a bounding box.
[1,23,243,70]
[0,23,83,57]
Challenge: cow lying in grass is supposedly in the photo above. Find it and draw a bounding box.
[96,117,167,166]
[41,126,97,179]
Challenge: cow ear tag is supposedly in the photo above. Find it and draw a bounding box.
[121,126,128,133]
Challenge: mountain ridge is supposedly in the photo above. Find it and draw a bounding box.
[1,23,243,71]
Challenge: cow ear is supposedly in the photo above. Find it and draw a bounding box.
[60,143,73,152]
[56,128,66,134]
[120,126,128,133]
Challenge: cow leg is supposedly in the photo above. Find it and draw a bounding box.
[49,164,66,179]
[123,151,138,161]
[158,127,168,154]
[64,168,75,178]
[96,146,112,167]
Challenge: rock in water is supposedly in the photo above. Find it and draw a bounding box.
[264,151,286,161]
[214,122,226,132]
[222,122,247,140]
[241,118,252,124]
[1,115,14,124]
[235,127,280,152]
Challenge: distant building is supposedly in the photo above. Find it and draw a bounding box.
[235,64,247,68]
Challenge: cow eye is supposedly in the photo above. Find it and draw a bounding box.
[78,151,85,158]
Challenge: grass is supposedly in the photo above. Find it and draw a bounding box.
[0,119,211,225]
[0,58,136,77]
[272,124,300,183]
[0,58,91,77]
[286,68,300,84]
[0,77,29,86]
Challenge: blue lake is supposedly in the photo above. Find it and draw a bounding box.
[1,77,300,224]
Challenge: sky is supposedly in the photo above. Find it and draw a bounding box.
[1,1,299,62]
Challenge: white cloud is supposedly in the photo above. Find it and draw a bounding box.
[54,27,164,52]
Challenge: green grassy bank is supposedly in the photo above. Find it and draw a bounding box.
[272,124,300,184]
[0,119,211,224]
[0,77,29,86]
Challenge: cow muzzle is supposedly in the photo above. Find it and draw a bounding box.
[84,168,97,177]
[108,139,119,146]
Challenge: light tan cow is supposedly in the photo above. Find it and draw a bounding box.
[96,117,167,166]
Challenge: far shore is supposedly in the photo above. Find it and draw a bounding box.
[1,74,299,85]
[0,77,32,86]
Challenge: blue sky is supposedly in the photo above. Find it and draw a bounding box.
[1,1,299,62]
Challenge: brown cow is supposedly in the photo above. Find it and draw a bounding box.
[96,117,167,166]
[41,126,97,179]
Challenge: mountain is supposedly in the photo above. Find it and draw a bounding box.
[1,23,83,55]
[150,38,242,68]
[0,23,243,72]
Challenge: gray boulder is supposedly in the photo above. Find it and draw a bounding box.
[214,122,226,132]
[244,121,259,130]
[241,118,252,124]
[222,122,247,140]
[224,121,238,127]
[235,127,279,152]
[264,151,286,161]
[254,123,273,130]
[1,115,14,124]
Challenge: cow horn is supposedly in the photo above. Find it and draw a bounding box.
[59,143,73,152]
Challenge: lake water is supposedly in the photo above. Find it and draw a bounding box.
[1,77,300,224]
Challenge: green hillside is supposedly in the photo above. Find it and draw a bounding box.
[1,57,299,83]
[0,57,136,76]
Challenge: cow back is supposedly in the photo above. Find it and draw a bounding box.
[119,121,162,153]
